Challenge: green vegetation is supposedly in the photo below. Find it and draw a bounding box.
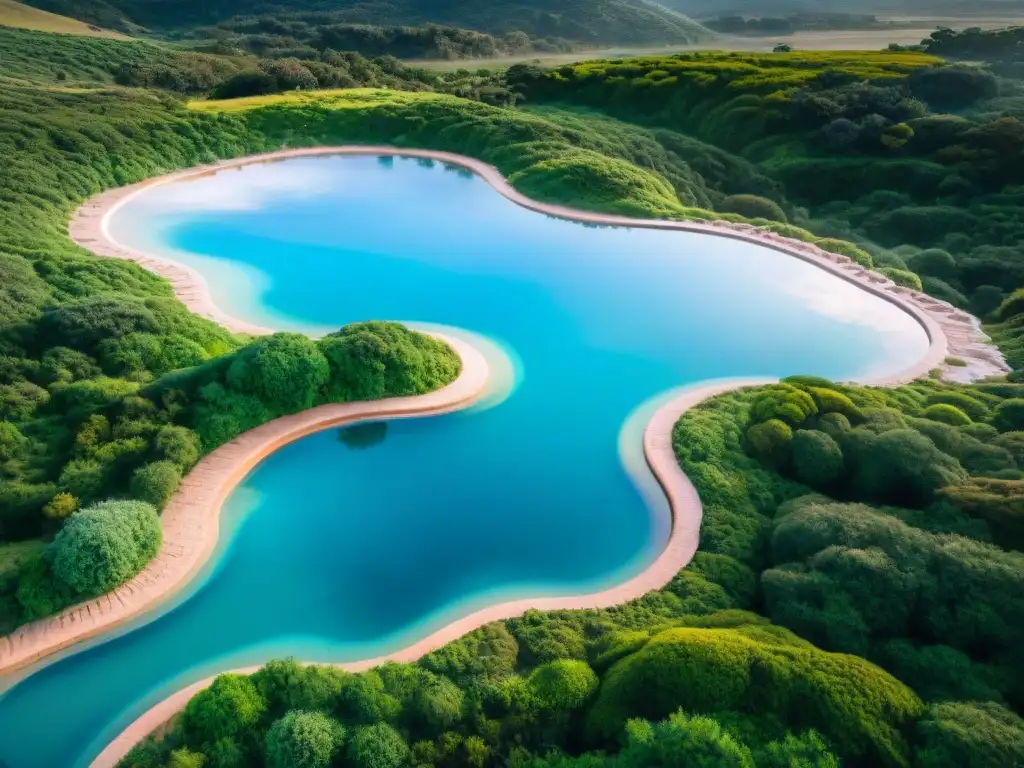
[672,375,1024,715]
[21,0,712,46]
[2,21,1024,768]
[192,16,564,61]
[0,76,466,632]
[507,42,1024,363]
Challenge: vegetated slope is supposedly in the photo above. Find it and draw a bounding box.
[22,0,713,45]
[0,25,246,87]
[667,0,1024,16]
[191,16,570,61]
[0,0,123,37]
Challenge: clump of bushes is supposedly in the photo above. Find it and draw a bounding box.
[50,500,161,598]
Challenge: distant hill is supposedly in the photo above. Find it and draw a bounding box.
[22,0,714,45]
[667,0,1024,17]
[0,0,125,36]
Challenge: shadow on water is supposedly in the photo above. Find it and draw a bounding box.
[338,422,388,450]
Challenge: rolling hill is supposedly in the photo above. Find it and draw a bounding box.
[0,0,124,36]
[20,0,714,44]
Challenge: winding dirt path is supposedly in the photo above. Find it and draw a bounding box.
[0,146,1007,766]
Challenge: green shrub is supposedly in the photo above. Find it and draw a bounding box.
[791,430,845,489]
[848,429,967,506]
[182,674,266,748]
[408,674,463,734]
[265,711,343,768]
[318,322,460,403]
[42,493,78,520]
[913,702,1024,768]
[226,333,330,413]
[994,399,1024,432]
[619,709,755,768]
[807,387,864,421]
[922,404,972,426]
[925,392,990,422]
[346,723,409,768]
[49,499,161,597]
[129,461,181,509]
[994,288,1024,322]
[909,249,954,280]
[745,420,793,464]
[587,625,922,766]
[721,194,787,222]
[154,425,201,471]
[0,422,27,462]
[751,385,818,425]
[252,660,349,718]
[819,412,851,438]
[815,238,873,268]
[528,659,599,711]
[880,268,923,291]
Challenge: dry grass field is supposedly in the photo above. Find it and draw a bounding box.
[0,0,126,38]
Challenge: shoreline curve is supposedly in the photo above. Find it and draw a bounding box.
[68,145,1008,383]
[0,333,490,678]
[91,377,777,768]
[5,145,1009,765]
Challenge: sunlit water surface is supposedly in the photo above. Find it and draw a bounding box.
[0,155,929,766]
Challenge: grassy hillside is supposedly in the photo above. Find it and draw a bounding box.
[0,0,123,36]
[22,0,713,45]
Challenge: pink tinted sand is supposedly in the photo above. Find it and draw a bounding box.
[0,146,1008,766]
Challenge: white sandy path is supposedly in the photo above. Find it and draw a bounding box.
[0,145,1008,765]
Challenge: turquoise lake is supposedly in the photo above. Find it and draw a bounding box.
[0,155,930,766]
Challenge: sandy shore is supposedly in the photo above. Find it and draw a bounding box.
[0,333,489,678]
[4,145,1008,765]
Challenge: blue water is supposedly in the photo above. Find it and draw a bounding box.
[0,156,929,766]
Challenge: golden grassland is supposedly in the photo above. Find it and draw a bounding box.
[0,0,126,38]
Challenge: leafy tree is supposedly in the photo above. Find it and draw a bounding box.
[914,702,1024,768]
[408,673,464,734]
[346,723,409,768]
[759,730,839,768]
[528,659,598,711]
[254,659,348,718]
[226,333,329,414]
[182,674,266,747]
[265,710,343,768]
[49,499,161,596]
[618,709,754,768]
[130,461,181,508]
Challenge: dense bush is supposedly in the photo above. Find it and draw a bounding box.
[587,624,922,766]
[265,711,343,768]
[49,500,161,597]
[791,429,844,489]
[913,702,1024,768]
